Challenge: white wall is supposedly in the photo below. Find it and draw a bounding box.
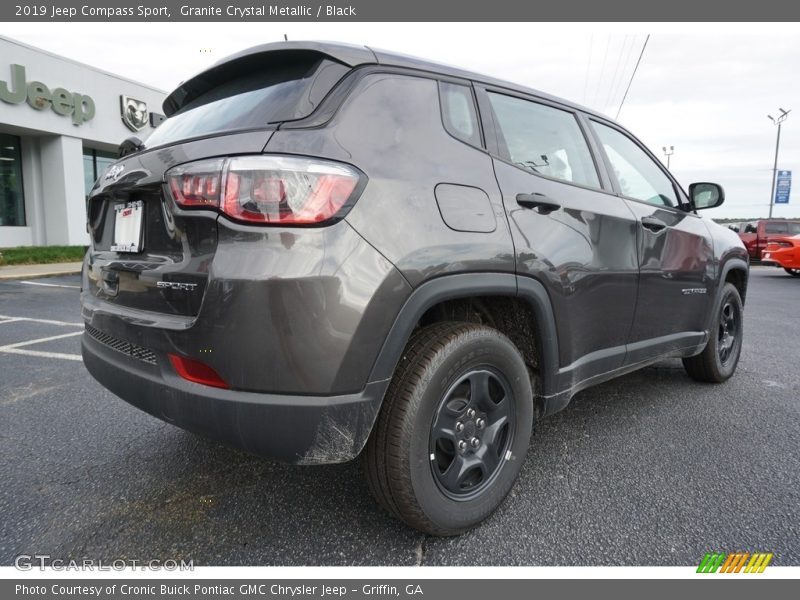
[20,135,45,245]
[39,135,88,246]
[0,226,32,246]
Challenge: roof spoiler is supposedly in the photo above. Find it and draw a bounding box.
[162,41,376,117]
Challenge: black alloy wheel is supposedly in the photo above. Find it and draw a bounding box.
[364,322,534,536]
[682,282,744,383]
[429,369,515,500]
[717,299,740,366]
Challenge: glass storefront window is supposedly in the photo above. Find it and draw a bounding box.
[83,147,118,197]
[83,153,95,198]
[0,133,25,227]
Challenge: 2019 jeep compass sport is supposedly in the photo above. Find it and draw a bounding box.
[81,42,749,535]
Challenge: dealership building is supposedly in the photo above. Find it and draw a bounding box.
[0,35,167,247]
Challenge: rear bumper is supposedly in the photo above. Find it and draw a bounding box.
[81,331,389,464]
[82,217,411,396]
[761,257,793,268]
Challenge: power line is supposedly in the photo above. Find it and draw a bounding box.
[607,35,637,113]
[593,35,611,107]
[604,35,630,112]
[582,34,593,104]
[615,34,650,120]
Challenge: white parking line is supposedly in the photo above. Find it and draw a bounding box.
[0,314,82,327]
[0,331,83,361]
[0,330,83,349]
[18,280,80,289]
[0,348,82,361]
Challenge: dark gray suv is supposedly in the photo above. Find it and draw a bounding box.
[81,42,749,535]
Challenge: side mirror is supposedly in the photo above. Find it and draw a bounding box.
[689,182,725,210]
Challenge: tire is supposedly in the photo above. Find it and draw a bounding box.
[364,322,534,536]
[682,283,744,383]
[784,268,800,277]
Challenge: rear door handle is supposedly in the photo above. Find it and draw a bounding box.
[516,193,561,214]
[641,216,668,232]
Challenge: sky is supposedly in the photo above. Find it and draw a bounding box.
[3,22,799,219]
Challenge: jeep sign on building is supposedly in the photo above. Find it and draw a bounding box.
[0,35,166,246]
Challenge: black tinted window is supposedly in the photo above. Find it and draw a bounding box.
[765,222,787,234]
[488,92,600,189]
[770,222,800,234]
[146,57,346,148]
[439,82,481,147]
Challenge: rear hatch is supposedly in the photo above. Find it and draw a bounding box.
[84,47,360,319]
[85,131,268,318]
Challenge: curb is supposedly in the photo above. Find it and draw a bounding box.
[0,267,83,281]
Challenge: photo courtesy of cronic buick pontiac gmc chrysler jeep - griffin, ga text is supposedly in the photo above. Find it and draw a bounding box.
[80,41,749,535]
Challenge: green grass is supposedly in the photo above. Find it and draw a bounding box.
[0,245,86,266]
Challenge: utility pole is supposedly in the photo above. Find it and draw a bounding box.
[768,108,791,219]
[662,145,674,169]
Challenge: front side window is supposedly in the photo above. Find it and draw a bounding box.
[0,133,25,227]
[592,121,678,207]
[487,92,600,189]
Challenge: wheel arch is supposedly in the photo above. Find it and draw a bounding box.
[366,273,561,415]
[721,259,749,305]
[701,256,748,336]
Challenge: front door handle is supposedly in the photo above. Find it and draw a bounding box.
[641,216,668,232]
[516,193,561,214]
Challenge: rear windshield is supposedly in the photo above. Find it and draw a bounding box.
[145,55,348,148]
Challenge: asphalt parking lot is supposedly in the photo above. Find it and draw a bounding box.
[1,267,798,566]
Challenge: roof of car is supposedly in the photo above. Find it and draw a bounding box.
[172,40,609,122]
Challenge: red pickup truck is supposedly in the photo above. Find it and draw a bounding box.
[736,219,800,260]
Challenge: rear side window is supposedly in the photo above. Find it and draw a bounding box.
[592,121,677,207]
[764,221,800,234]
[764,222,785,233]
[439,82,482,147]
[487,92,600,189]
[146,55,348,148]
[744,222,758,233]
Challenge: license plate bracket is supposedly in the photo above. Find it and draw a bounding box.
[111,201,144,253]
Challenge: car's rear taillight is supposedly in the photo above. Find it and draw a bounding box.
[166,155,362,225]
[765,241,792,252]
[167,158,224,207]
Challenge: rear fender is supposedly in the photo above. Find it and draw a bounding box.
[367,273,561,411]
